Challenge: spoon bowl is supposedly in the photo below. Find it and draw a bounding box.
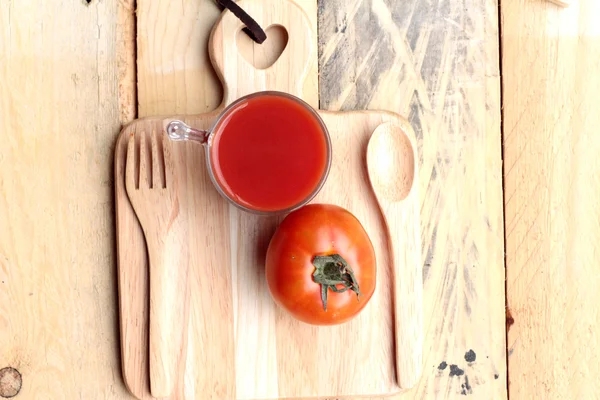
[366,123,415,201]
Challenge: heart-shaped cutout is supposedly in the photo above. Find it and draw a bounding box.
[237,25,289,70]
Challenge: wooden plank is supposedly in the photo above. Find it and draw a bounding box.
[117,0,137,123]
[502,0,600,398]
[136,0,318,116]
[0,0,129,398]
[136,0,222,116]
[318,0,506,398]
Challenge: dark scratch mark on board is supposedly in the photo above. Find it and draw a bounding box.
[449,364,465,377]
[506,307,515,331]
[464,349,476,363]
[318,0,395,111]
[423,224,438,282]
[460,375,472,395]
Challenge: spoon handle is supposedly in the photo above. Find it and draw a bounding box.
[382,199,423,389]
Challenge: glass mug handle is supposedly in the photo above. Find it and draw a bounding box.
[166,120,209,144]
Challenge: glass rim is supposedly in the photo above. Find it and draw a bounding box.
[205,90,332,216]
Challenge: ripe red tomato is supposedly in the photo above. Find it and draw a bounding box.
[265,204,376,325]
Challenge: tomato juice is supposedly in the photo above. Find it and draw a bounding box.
[209,93,330,212]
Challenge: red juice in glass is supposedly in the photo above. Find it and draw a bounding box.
[209,93,330,212]
[166,92,331,214]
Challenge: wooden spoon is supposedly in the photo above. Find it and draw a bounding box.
[366,122,422,389]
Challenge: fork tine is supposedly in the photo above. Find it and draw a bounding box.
[151,130,162,189]
[139,131,150,188]
[162,131,174,188]
[125,133,136,190]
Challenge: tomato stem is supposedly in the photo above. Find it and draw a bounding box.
[312,254,361,311]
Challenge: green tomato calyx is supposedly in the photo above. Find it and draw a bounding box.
[312,254,361,311]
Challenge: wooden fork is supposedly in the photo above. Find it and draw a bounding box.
[125,130,189,399]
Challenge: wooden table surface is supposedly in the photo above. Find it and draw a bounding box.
[503,0,600,398]
[0,0,597,398]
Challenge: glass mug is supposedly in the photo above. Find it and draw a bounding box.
[166,91,332,215]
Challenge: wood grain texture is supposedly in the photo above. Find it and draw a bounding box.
[117,1,421,397]
[136,0,318,116]
[318,0,506,398]
[117,0,137,123]
[502,0,600,398]
[0,0,130,398]
[548,0,570,7]
[117,117,226,400]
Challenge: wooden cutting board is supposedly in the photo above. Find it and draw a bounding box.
[114,0,422,398]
